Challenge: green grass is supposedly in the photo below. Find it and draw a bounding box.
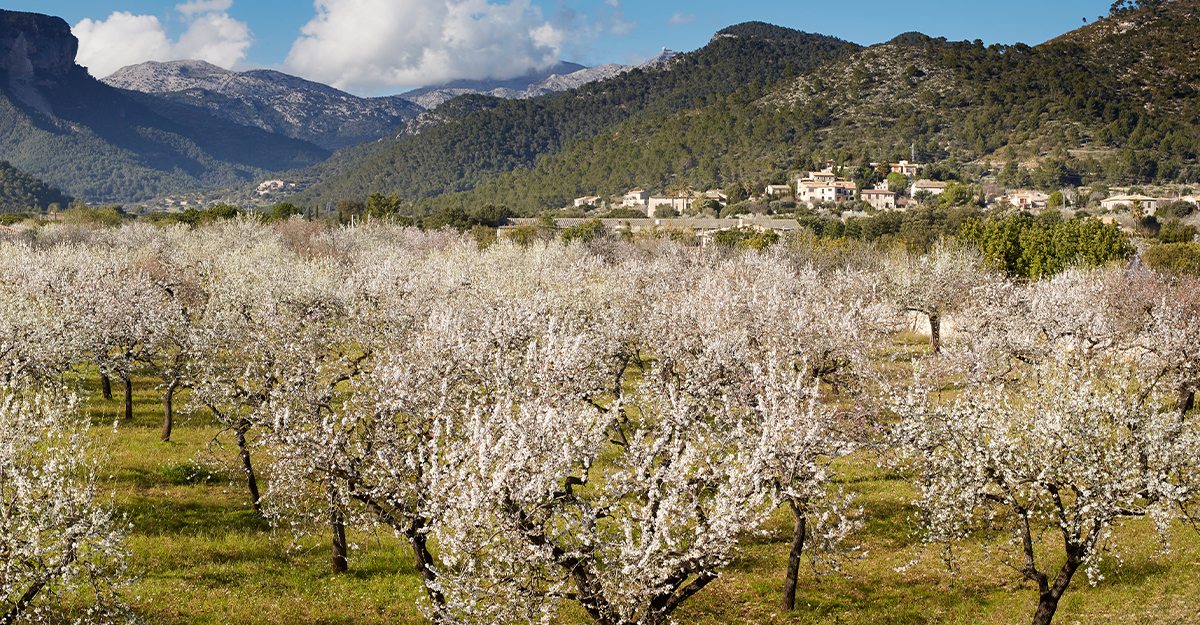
[76,374,1200,624]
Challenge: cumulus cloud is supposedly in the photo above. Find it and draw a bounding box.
[285,0,613,94]
[667,12,696,27]
[74,1,252,78]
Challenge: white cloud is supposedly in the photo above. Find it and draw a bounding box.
[74,2,252,79]
[285,0,598,94]
[667,12,696,27]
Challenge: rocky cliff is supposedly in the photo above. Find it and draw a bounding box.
[0,11,76,75]
[0,10,78,115]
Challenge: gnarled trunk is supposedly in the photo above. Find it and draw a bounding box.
[100,374,112,400]
[928,313,941,353]
[1030,556,1082,625]
[1180,386,1195,415]
[780,497,807,612]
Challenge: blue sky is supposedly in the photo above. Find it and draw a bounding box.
[9,0,1112,96]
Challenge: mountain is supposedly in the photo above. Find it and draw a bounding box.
[398,1,1200,214]
[287,25,857,208]
[399,61,632,109]
[637,48,679,68]
[102,60,423,151]
[0,10,329,204]
[0,159,71,212]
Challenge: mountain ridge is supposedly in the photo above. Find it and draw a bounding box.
[102,60,423,151]
[287,25,858,208]
[399,61,633,109]
[397,2,1200,215]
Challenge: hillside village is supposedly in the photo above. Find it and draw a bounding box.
[566,157,1200,239]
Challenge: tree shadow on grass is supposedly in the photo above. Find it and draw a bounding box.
[120,495,270,536]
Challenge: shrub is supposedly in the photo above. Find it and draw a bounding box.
[1144,242,1200,275]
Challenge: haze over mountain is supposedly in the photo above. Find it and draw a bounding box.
[102,60,423,151]
[0,9,329,204]
[398,61,634,110]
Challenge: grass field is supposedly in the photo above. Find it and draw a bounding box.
[78,373,1200,625]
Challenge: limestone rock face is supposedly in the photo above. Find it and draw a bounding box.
[0,11,77,115]
[0,10,77,77]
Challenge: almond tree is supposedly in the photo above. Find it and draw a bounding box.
[885,240,995,353]
[891,353,1200,625]
[0,385,132,624]
[426,333,775,625]
[640,250,881,610]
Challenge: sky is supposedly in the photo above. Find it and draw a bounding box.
[9,0,1113,97]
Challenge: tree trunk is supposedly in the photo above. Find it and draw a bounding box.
[780,498,807,612]
[235,419,261,513]
[928,313,941,353]
[160,380,179,442]
[1180,387,1195,415]
[409,519,445,608]
[330,488,348,573]
[1,580,48,625]
[1030,559,1081,625]
[100,374,112,400]
[123,375,133,422]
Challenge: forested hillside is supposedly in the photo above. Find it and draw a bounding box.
[400,0,1200,214]
[289,24,857,207]
[0,159,71,211]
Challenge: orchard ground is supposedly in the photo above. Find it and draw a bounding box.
[83,348,1200,625]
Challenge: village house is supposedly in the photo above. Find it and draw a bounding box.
[797,181,837,205]
[804,170,838,184]
[889,160,922,177]
[256,180,293,195]
[764,184,791,196]
[1099,194,1164,213]
[833,180,857,201]
[648,196,692,216]
[909,179,948,196]
[1002,191,1050,210]
[861,189,897,210]
[703,189,728,205]
[621,190,649,206]
[573,196,600,207]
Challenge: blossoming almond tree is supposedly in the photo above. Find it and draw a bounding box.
[426,347,775,625]
[891,355,1200,625]
[0,386,132,624]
